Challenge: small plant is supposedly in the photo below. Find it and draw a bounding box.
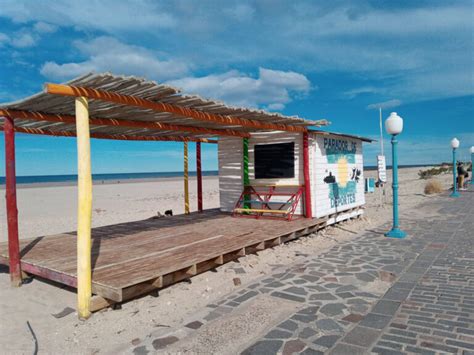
[418,166,451,179]
[424,179,443,195]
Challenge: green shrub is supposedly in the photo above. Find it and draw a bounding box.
[418,166,452,180]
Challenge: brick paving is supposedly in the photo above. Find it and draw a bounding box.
[132,187,473,354]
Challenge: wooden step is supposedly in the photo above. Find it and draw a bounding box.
[244,200,291,204]
[233,208,289,214]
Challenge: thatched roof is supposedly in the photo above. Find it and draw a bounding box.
[0,73,329,142]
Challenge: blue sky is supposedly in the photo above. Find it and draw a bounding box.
[0,0,473,176]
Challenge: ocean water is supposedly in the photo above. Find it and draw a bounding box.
[0,164,437,185]
[0,171,219,185]
[365,164,437,171]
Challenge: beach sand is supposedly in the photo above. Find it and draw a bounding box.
[0,167,454,353]
[0,176,220,242]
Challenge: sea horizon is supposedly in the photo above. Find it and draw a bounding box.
[0,163,449,185]
[0,170,219,185]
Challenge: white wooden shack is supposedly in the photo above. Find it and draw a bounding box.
[219,130,373,224]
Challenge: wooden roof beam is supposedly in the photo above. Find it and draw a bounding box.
[0,125,218,143]
[0,109,249,138]
[45,83,309,133]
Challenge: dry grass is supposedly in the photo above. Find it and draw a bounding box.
[424,179,443,195]
[418,166,451,179]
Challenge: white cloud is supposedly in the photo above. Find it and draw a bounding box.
[10,32,36,48]
[304,6,472,38]
[344,86,381,99]
[0,0,176,32]
[161,2,472,101]
[223,4,256,22]
[41,61,95,80]
[267,103,285,111]
[38,36,311,110]
[259,68,311,92]
[0,33,9,47]
[33,21,57,33]
[367,99,402,110]
[1,1,472,102]
[168,67,311,109]
[0,22,56,50]
[40,36,189,81]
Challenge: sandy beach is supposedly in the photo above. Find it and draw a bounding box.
[0,176,220,242]
[0,167,452,242]
[0,166,456,353]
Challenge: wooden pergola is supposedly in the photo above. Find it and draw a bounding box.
[0,73,328,319]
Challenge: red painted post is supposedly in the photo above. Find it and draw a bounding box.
[4,115,22,286]
[302,132,313,218]
[196,142,203,212]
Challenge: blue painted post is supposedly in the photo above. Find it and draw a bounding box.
[471,151,474,185]
[385,135,406,239]
[450,148,460,197]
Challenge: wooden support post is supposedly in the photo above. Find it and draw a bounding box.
[75,97,92,320]
[184,142,190,214]
[213,255,224,265]
[151,276,163,288]
[4,115,22,287]
[186,264,197,276]
[267,237,282,247]
[196,142,203,212]
[243,138,249,186]
[243,137,250,208]
[236,248,246,257]
[303,132,313,218]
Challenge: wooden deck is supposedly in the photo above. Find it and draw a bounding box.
[0,209,326,304]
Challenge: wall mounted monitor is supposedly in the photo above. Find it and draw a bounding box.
[254,142,295,179]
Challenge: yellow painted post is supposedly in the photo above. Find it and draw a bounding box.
[75,96,92,320]
[184,142,190,214]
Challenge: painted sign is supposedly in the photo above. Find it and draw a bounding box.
[377,155,387,183]
[322,137,362,209]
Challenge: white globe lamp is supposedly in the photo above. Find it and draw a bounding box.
[451,138,460,149]
[385,112,404,135]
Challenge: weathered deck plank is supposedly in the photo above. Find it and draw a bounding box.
[0,209,326,303]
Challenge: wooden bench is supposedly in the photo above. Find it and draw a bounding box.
[232,184,304,221]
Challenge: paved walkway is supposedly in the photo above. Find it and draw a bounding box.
[132,188,473,354]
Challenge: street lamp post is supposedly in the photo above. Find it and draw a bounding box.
[385,112,406,239]
[450,138,460,197]
[471,146,474,185]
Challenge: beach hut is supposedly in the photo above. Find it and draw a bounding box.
[0,73,372,318]
[220,130,371,223]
